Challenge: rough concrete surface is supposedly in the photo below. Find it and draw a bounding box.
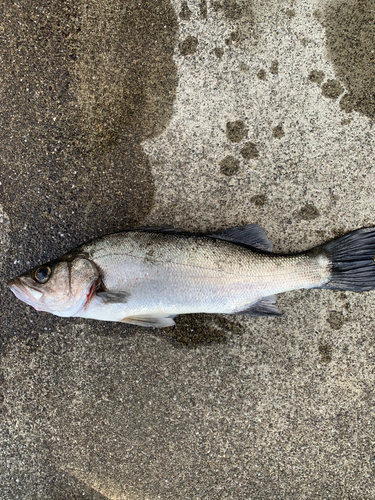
[0,0,375,498]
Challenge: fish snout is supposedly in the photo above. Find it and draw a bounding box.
[8,278,43,305]
[7,277,22,297]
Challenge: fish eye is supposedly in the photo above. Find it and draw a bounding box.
[34,266,52,284]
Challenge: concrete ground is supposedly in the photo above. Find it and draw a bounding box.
[0,0,375,498]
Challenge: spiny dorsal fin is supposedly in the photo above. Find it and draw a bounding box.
[236,295,281,317]
[209,224,273,252]
[117,224,272,252]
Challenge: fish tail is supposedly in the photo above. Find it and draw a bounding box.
[319,227,375,291]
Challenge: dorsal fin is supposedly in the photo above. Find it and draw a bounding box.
[209,224,273,252]
[115,224,272,251]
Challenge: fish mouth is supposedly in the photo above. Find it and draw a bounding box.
[8,278,44,310]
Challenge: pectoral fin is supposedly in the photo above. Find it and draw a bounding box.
[97,291,131,304]
[121,314,177,328]
[236,295,282,317]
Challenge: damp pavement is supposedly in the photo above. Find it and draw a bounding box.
[0,0,375,498]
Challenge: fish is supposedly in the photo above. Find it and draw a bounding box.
[7,225,375,328]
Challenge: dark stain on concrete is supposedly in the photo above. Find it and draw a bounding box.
[179,36,199,56]
[321,0,375,119]
[213,47,225,58]
[308,70,325,85]
[272,124,285,139]
[299,204,320,220]
[0,0,178,347]
[212,0,246,20]
[240,142,259,160]
[226,120,248,142]
[250,194,266,206]
[257,69,267,81]
[212,0,254,43]
[240,63,249,72]
[166,314,241,346]
[321,79,345,99]
[200,0,208,19]
[270,60,279,75]
[327,310,345,330]
[220,156,240,176]
[225,30,242,45]
[180,1,192,20]
[319,344,332,363]
[284,9,296,18]
[341,117,352,125]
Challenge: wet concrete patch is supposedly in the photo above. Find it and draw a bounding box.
[180,36,199,56]
[200,0,208,19]
[284,8,296,19]
[298,203,320,220]
[318,344,332,364]
[257,69,267,80]
[226,120,248,142]
[308,69,325,85]
[327,310,345,330]
[0,0,178,348]
[321,0,375,119]
[180,1,192,20]
[213,47,225,58]
[212,0,249,21]
[165,314,241,346]
[321,79,345,100]
[240,142,259,160]
[270,60,279,75]
[250,194,266,206]
[219,156,240,176]
[212,0,254,43]
[272,124,285,139]
[341,117,352,125]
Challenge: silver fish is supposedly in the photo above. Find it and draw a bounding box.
[8,225,375,328]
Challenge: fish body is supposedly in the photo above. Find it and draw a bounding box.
[8,225,375,327]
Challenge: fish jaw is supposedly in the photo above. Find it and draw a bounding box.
[8,278,44,311]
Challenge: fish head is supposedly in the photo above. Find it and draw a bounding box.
[8,254,100,317]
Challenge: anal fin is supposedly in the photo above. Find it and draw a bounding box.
[121,314,177,328]
[236,295,282,317]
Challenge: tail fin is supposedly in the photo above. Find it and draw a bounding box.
[320,228,375,291]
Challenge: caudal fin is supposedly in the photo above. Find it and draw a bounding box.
[320,228,375,291]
